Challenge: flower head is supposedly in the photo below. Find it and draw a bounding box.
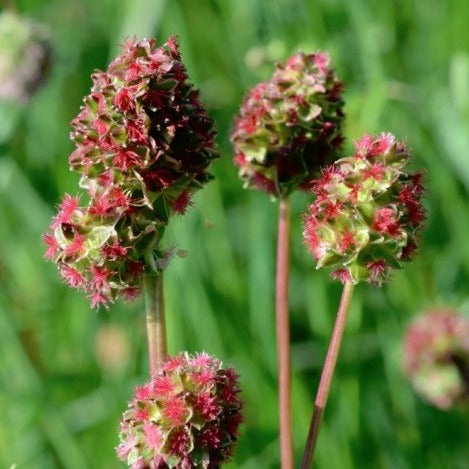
[116,352,243,468]
[231,51,344,197]
[43,37,218,307]
[303,133,425,284]
[404,309,469,409]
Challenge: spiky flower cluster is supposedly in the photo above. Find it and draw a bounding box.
[231,51,344,197]
[0,11,50,102]
[303,133,425,285]
[117,352,243,468]
[404,310,469,409]
[43,37,218,307]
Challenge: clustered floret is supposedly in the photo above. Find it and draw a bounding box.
[117,352,243,468]
[303,133,425,285]
[43,37,218,307]
[404,310,469,409]
[231,52,344,197]
[0,11,50,102]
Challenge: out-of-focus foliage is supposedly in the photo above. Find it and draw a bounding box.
[0,0,469,468]
[0,9,50,103]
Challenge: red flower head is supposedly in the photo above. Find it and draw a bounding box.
[231,51,344,197]
[303,133,425,285]
[403,309,469,409]
[43,37,218,307]
[117,352,243,468]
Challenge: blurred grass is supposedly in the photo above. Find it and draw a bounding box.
[1,0,469,467]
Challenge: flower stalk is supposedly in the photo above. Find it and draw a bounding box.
[276,197,293,469]
[301,280,354,469]
[301,133,425,467]
[143,273,167,377]
[231,51,345,469]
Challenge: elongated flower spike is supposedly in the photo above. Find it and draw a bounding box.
[117,352,243,468]
[404,309,469,410]
[303,133,425,285]
[231,51,344,198]
[43,37,218,307]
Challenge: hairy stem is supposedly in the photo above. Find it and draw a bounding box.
[143,273,167,377]
[301,280,355,469]
[276,197,293,469]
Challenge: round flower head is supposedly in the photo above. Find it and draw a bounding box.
[231,51,344,197]
[404,310,469,409]
[117,352,243,468]
[43,37,218,307]
[303,133,425,285]
[0,11,51,103]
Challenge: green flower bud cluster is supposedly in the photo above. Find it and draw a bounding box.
[303,133,425,285]
[231,52,344,197]
[43,37,218,307]
[117,353,243,468]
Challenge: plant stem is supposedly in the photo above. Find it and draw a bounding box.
[143,272,167,377]
[300,280,355,469]
[276,197,293,469]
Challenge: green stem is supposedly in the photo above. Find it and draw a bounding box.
[300,280,355,469]
[276,197,293,469]
[143,272,167,377]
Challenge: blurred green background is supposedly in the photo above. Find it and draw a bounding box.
[1,0,469,467]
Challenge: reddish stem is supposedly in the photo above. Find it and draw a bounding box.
[300,280,355,469]
[143,273,167,377]
[276,197,293,469]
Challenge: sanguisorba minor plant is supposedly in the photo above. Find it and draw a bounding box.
[43,36,244,468]
[231,52,344,469]
[404,309,469,410]
[301,133,425,468]
[43,36,218,374]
